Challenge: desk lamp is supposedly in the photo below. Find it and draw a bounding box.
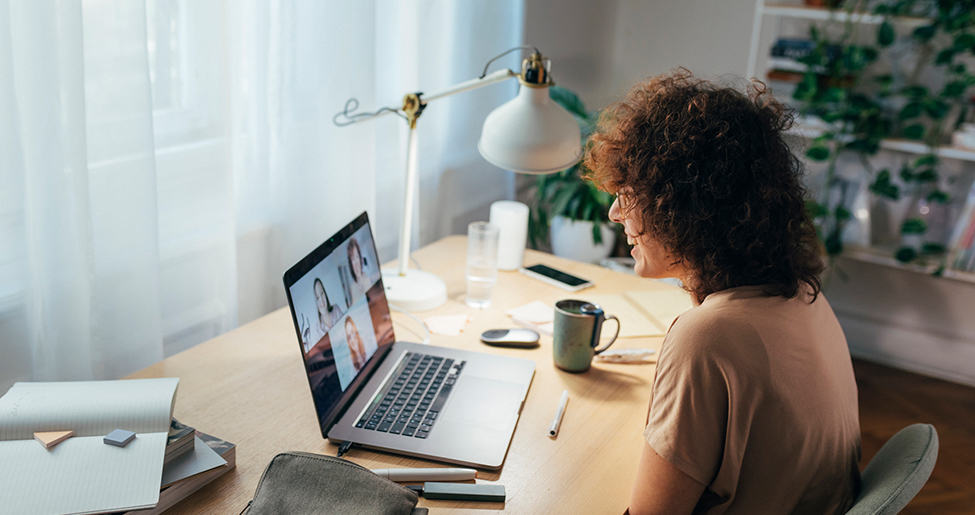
[334,46,581,311]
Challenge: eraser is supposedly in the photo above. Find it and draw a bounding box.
[34,430,75,449]
[103,429,136,447]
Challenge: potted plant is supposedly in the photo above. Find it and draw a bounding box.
[528,87,618,263]
[794,0,975,272]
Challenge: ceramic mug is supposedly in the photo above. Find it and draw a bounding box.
[553,299,621,372]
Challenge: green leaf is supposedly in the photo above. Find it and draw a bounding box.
[912,24,937,42]
[915,168,937,182]
[835,206,853,222]
[825,231,843,256]
[902,124,926,140]
[913,154,938,167]
[936,48,956,65]
[869,169,900,200]
[806,145,831,161]
[824,87,847,103]
[924,98,950,120]
[942,80,967,98]
[895,246,918,262]
[878,21,896,47]
[862,46,879,63]
[921,242,946,255]
[899,102,923,120]
[900,166,915,182]
[926,190,950,203]
[902,85,928,98]
[901,218,928,234]
[805,200,828,219]
[954,33,975,51]
[549,86,589,121]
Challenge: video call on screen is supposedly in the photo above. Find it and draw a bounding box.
[289,223,394,422]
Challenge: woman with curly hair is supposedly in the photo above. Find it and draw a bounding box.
[586,71,860,514]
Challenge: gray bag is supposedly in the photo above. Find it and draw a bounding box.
[242,452,426,515]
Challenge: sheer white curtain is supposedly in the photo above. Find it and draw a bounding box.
[0,0,523,391]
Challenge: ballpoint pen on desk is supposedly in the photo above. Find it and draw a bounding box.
[548,390,569,438]
[372,467,477,482]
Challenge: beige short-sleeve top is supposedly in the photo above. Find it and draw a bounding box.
[645,286,861,514]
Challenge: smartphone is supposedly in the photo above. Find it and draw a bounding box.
[519,263,593,291]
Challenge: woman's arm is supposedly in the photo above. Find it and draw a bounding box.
[628,441,707,515]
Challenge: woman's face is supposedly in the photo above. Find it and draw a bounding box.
[345,320,364,358]
[350,245,363,280]
[314,281,328,317]
[609,194,684,279]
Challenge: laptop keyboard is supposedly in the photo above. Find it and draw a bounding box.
[355,352,465,439]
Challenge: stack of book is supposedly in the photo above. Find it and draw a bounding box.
[125,419,237,514]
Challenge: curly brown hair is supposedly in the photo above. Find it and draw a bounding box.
[585,70,823,303]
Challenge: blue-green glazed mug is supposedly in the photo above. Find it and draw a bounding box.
[553,299,621,372]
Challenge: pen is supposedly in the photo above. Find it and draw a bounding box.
[371,467,478,482]
[548,390,569,437]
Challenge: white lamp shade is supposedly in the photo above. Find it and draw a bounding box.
[478,85,582,174]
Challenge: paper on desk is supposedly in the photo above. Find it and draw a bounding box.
[161,436,227,488]
[624,288,695,332]
[0,378,178,515]
[424,314,471,336]
[506,301,554,335]
[579,293,664,338]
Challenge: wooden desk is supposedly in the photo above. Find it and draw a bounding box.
[130,236,683,513]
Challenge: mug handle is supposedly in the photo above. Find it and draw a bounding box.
[593,315,620,355]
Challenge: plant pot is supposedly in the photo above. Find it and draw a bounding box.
[550,215,616,263]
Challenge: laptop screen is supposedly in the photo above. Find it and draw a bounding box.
[283,212,396,433]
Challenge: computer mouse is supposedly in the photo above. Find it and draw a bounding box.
[480,328,540,348]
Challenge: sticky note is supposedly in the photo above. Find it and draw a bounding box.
[34,430,75,449]
[103,429,136,447]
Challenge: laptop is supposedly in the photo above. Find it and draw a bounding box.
[283,212,535,470]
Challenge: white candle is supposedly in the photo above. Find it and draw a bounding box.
[489,200,530,270]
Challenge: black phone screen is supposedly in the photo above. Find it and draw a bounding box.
[525,264,589,286]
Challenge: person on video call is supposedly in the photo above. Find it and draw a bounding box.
[584,70,860,514]
[313,277,342,342]
[344,316,368,371]
[346,236,371,296]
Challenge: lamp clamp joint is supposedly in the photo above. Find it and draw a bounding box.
[402,92,427,129]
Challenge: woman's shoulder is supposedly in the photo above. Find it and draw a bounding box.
[665,293,766,356]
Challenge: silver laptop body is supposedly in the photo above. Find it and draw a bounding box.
[283,212,534,470]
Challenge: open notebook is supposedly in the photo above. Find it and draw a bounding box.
[0,378,179,515]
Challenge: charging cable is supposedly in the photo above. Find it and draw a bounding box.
[389,305,432,345]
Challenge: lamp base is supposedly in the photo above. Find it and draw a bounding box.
[381,268,448,312]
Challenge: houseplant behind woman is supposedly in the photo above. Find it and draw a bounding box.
[585,70,861,513]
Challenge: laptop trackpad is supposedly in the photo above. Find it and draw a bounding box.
[440,376,523,430]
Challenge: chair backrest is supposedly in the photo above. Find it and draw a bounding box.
[846,423,939,515]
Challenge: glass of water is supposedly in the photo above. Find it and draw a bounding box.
[466,221,500,308]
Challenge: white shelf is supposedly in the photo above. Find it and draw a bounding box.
[786,117,975,163]
[760,3,928,26]
[840,246,975,285]
[767,57,808,73]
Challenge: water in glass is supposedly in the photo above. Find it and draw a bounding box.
[466,221,499,308]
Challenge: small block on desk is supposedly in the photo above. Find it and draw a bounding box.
[34,430,75,449]
[103,429,136,447]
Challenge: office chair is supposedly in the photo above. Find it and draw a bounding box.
[846,423,939,515]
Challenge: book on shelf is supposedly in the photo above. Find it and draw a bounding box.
[125,429,236,515]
